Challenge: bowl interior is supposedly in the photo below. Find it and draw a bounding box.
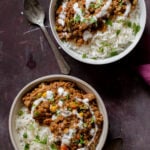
[9,75,108,150]
[49,0,146,64]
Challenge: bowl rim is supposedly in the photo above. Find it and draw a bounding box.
[49,0,147,65]
[9,74,108,150]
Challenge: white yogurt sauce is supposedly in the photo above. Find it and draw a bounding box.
[95,0,112,18]
[77,120,84,129]
[58,87,65,96]
[58,100,63,107]
[90,128,95,136]
[51,114,57,120]
[46,90,54,100]
[83,30,93,41]
[123,1,131,17]
[31,98,46,117]
[62,129,76,145]
[73,3,84,21]
[58,2,67,26]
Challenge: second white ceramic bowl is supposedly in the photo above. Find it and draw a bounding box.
[9,75,108,150]
[49,0,146,65]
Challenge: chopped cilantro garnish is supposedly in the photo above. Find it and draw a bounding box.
[18,110,23,116]
[34,135,47,145]
[119,0,123,6]
[82,53,87,58]
[28,123,34,130]
[23,132,28,139]
[101,42,111,47]
[91,116,95,124]
[132,23,140,35]
[50,143,58,150]
[79,135,84,145]
[123,20,132,27]
[90,0,103,9]
[24,143,30,150]
[89,17,97,24]
[110,51,118,56]
[98,47,104,53]
[74,14,81,23]
[66,94,70,100]
[34,111,39,117]
[116,30,121,36]
[92,57,97,60]
[95,3,102,9]
[89,3,95,8]
[105,19,112,26]
[122,20,140,35]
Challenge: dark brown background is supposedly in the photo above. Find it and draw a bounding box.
[0,0,150,149]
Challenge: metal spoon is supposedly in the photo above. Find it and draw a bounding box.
[24,0,71,74]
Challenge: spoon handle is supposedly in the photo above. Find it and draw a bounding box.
[40,25,71,74]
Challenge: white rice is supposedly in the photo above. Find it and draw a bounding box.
[63,5,140,59]
[16,107,55,150]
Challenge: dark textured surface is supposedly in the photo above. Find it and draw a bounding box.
[0,0,150,149]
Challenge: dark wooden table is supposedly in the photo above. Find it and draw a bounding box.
[0,0,150,150]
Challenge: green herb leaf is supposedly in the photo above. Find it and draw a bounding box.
[91,116,95,124]
[132,23,140,35]
[50,143,58,150]
[89,17,97,24]
[18,110,24,116]
[105,19,112,26]
[34,135,47,145]
[119,0,123,6]
[82,53,87,58]
[123,20,132,27]
[34,111,39,117]
[24,143,30,150]
[101,42,111,47]
[110,51,118,56]
[98,47,104,53]
[66,94,70,100]
[28,123,34,130]
[74,14,81,23]
[23,132,28,139]
[79,135,84,145]
[91,57,97,60]
[116,30,121,36]
[89,3,95,8]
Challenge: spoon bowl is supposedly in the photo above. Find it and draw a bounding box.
[24,0,45,26]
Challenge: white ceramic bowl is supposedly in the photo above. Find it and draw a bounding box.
[49,0,146,64]
[9,75,108,150]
